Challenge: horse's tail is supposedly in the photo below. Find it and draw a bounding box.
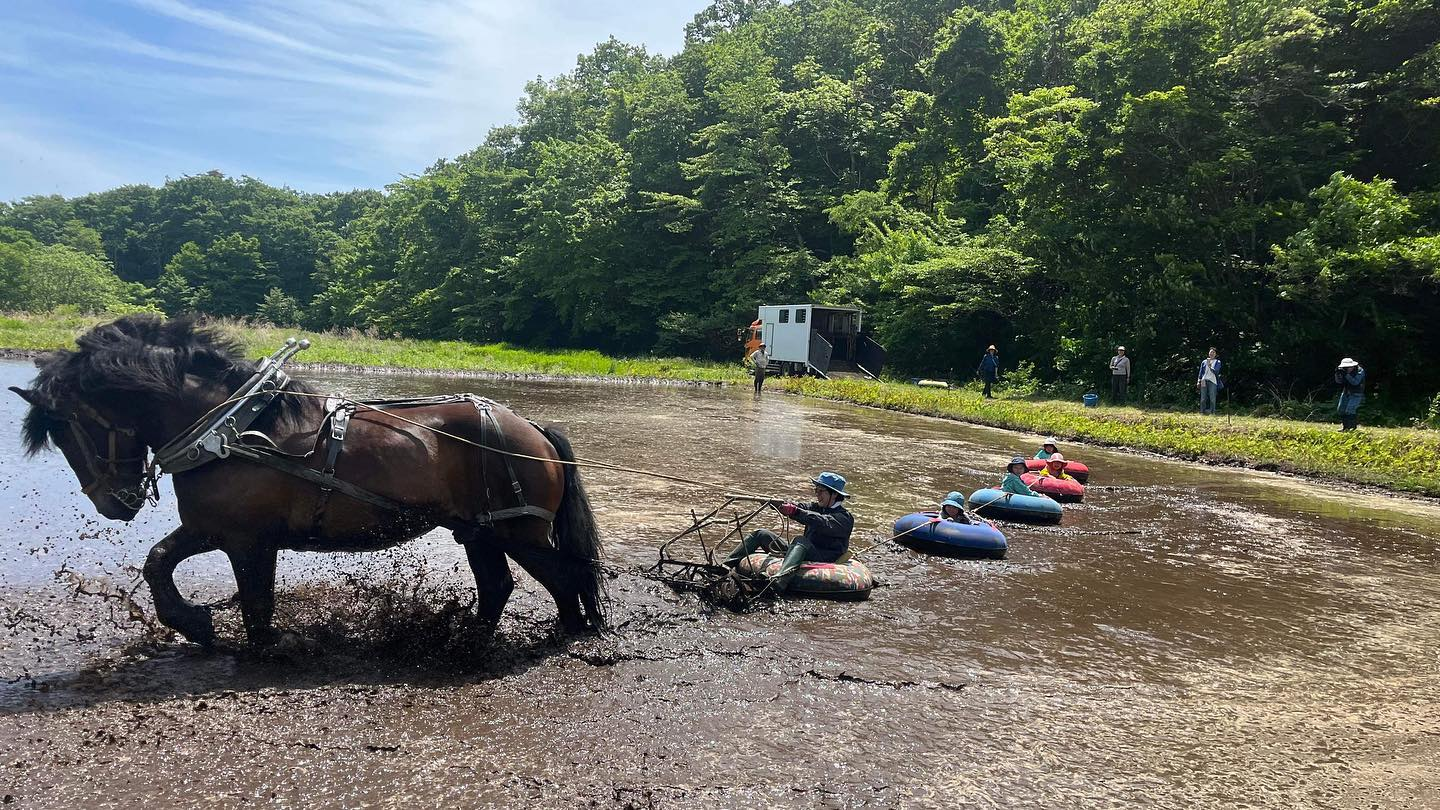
[540,425,606,628]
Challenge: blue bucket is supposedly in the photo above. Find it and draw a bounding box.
[1083,393,1099,408]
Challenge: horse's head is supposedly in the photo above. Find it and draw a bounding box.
[11,385,152,521]
[12,314,300,521]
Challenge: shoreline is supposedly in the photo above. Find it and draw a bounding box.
[4,330,1437,499]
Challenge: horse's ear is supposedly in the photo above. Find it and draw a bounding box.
[8,386,42,406]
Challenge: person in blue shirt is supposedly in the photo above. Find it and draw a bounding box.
[976,345,999,399]
[1196,347,1222,415]
[1035,438,1060,459]
[1334,357,1366,431]
[724,472,854,593]
[1000,457,1040,497]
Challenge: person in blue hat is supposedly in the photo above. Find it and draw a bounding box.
[723,471,855,593]
[937,491,976,524]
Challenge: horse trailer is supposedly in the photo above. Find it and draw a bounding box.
[743,304,886,378]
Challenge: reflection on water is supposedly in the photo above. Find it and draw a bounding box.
[2,360,1438,806]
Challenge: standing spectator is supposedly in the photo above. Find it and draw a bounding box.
[1334,357,1366,431]
[1108,346,1132,404]
[976,345,999,399]
[749,341,769,396]
[1196,347,1222,415]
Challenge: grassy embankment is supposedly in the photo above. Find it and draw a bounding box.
[0,313,745,384]
[5,312,1438,496]
[780,377,1440,497]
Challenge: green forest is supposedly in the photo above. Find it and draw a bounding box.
[2,0,1437,413]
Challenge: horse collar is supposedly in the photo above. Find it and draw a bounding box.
[153,338,309,475]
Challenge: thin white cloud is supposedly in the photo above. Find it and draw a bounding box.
[0,0,712,199]
[123,0,430,83]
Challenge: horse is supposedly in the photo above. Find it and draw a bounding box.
[10,315,605,649]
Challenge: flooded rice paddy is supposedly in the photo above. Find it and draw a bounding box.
[1,359,1438,808]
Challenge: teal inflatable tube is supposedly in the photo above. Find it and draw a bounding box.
[967,487,1063,525]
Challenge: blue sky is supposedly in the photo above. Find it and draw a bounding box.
[0,0,711,201]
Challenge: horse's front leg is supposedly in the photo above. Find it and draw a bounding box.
[143,527,217,646]
[224,544,281,648]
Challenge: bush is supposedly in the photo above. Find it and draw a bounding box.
[255,287,303,327]
[998,360,1041,397]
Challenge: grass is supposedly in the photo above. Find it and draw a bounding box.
[779,376,1440,497]
[0,312,747,384]
[6,311,1437,497]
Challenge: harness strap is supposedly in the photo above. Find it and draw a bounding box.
[227,443,403,513]
[487,505,557,523]
[468,396,553,526]
[306,402,357,538]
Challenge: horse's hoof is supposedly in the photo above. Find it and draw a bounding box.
[274,631,321,655]
[170,608,216,649]
[254,631,320,660]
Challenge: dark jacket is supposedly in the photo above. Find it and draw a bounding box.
[977,353,999,380]
[791,501,854,561]
[1335,366,1366,396]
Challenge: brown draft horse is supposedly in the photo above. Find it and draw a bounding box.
[10,315,605,648]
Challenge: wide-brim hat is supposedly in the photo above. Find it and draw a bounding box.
[1338,357,1358,368]
[1043,437,1059,447]
[812,471,850,499]
[1007,456,1028,473]
[1048,453,1067,464]
[941,491,965,511]
[1116,346,1126,352]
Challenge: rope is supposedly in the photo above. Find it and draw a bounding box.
[847,515,938,558]
[848,492,1009,558]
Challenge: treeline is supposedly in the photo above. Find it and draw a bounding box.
[3,0,1438,411]
[0,173,381,324]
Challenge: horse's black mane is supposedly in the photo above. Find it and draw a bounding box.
[21,314,313,455]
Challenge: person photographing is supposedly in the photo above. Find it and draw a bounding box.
[1334,357,1366,431]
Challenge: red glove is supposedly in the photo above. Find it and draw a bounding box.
[778,502,798,517]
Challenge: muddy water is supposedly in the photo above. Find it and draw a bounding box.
[2,360,1438,808]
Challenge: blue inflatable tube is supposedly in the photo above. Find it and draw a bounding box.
[966,488,1063,525]
[892,512,1007,559]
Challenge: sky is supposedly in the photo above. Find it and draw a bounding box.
[0,0,711,201]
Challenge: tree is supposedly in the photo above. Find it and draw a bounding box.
[256,287,303,326]
[160,235,275,317]
[0,228,135,312]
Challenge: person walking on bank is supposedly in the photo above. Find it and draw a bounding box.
[723,472,854,594]
[1109,346,1132,404]
[1197,347,1223,415]
[977,345,1000,399]
[749,341,769,395]
[1335,357,1366,432]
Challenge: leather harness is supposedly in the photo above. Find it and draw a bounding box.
[151,341,556,538]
